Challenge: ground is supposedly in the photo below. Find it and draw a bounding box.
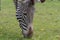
[0,0,60,40]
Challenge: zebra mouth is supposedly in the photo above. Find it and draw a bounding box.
[22,24,33,38]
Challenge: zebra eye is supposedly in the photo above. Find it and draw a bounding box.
[22,0,24,1]
[23,11,27,15]
[40,0,45,3]
[24,13,27,15]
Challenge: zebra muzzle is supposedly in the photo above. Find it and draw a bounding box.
[22,24,33,38]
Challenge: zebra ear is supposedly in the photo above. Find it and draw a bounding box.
[30,0,35,5]
[40,0,45,3]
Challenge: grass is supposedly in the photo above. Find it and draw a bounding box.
[0,0,60,40]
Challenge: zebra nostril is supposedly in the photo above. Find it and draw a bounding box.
[28,27,33,36]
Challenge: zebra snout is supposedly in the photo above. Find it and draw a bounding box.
[22,24,33,38]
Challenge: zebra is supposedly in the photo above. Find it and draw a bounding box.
[13,0,45,38]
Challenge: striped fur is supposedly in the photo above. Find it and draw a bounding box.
[13,0,35,38]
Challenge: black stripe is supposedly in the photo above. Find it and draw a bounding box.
[17,17,22,19]
[20,24,27,30]
[22,27,27,30]
[16,15,22,16]
[21,22,27,28]
[19,19,27,25]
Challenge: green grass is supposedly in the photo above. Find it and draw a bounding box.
[0,0,60,40]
